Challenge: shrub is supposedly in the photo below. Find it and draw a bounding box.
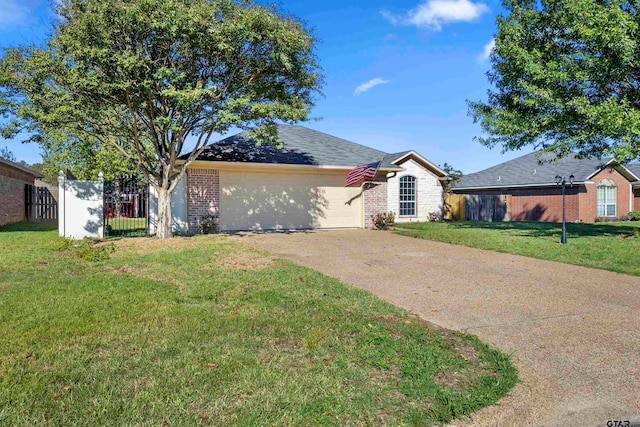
[55,237,114,261]
[628,210,640,221]
[427,211,441,222]
[371,211,395,230]
[198,214,218,234]
[618,214,629,221]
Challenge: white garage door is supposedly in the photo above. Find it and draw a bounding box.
[219,170,363,231]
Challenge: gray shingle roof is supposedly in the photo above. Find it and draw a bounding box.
[184,125,403,169]
[627,163,640,180]
[454,151,613,189]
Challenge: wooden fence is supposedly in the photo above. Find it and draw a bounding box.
[25,184,58,223]
[445,193,511,222]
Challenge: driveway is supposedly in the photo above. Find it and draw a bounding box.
[235,229,640,427]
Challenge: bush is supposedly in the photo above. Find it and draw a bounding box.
[198,214,218,234]
[55,237,114,261]
[427,211,441,222]
[618,214,629,221]
[628,210,640,221]
[371,211,395,230]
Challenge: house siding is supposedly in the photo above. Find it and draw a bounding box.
[580,168,632,222]
[363,174,387,228]
[387,158,443,223]
[457,187,580,222]
[455,167,636,223]
[187,168,220,234]
[0,162,36,226]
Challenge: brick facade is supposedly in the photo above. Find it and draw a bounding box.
[0,162,37,226]
[186,168,220,234]
[511,187,580,222]
[363,174,388,228]
[579,168,633,222]
[457,167,638,223]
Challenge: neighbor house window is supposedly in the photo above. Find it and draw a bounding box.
[399,175,416,216]
[597,180,617,217]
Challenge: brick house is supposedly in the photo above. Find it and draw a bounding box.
[0,158,44,226]
[453,151,640,223]
[176,125,447,232]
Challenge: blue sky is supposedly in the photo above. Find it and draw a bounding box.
[0,0,534,174]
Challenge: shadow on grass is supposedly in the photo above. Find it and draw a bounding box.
[442,221,640,238]
[0,222,58,233]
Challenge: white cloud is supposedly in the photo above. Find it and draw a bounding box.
[479,38,495,61]
[0,0,31,28]
[354,78,389,96]
[382,0,489,31]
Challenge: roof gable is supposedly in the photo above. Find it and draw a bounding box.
[389,151,447,177]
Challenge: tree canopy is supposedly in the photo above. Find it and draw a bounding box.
[0,0,323,237]
[468,0,640,163]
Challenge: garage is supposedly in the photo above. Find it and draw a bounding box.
[219,170,363,231]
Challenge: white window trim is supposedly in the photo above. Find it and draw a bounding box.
[597,185,617,217]
[399,175,417,217]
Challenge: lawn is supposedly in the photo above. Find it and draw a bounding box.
[395,221,640,276]
[105,216,148,237]
[0,223,517,426]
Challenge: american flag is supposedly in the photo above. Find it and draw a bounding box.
[345,161,381,186]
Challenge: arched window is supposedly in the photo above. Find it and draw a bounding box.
[597,179,617,217]
[399,175,416,216]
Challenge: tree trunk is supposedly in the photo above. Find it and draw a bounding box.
[156,186,173,239]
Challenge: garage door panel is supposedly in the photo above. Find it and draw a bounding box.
[219,171,362,231]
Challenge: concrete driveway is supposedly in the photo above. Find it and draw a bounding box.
[235,229,640,427]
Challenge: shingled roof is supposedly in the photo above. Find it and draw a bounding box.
[454,151,616,190]
[182,125,405,169]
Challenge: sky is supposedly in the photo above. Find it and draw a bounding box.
[0,0,535,174]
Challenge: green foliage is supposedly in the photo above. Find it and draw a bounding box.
[0,146,16,162]
[55,237,115,261]
[468,0,640,163]
[198,214,218,234]
[0,0,323,237]
[371,211,395,230]
[628,210,640,221]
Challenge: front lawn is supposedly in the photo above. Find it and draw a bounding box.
[395,221,640,276]
[0,223,517,426]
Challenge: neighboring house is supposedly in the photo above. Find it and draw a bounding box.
[0,158,44,226]
[177,125,447,232]
[453,151,640,223]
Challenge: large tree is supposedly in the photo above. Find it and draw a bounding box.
[468,0,640,163]
[0,0,322,238]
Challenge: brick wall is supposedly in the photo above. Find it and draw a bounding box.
[0,162,35,226]
[511,186,580,222]
[458,187,580,222]
[579,168,633,222]
[186,168,219,234]
[363,174,387,228]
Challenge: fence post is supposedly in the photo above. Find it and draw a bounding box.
[58,171,65,237]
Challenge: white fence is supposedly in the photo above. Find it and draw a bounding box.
[58,172,188,239]
[58,172,104,239]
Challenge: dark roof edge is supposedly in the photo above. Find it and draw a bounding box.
[0,157,44,178]
[453,181,591,191]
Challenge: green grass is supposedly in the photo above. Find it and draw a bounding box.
[395,221,640,276]
[0,222,517,426]
[105,216,148,237]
